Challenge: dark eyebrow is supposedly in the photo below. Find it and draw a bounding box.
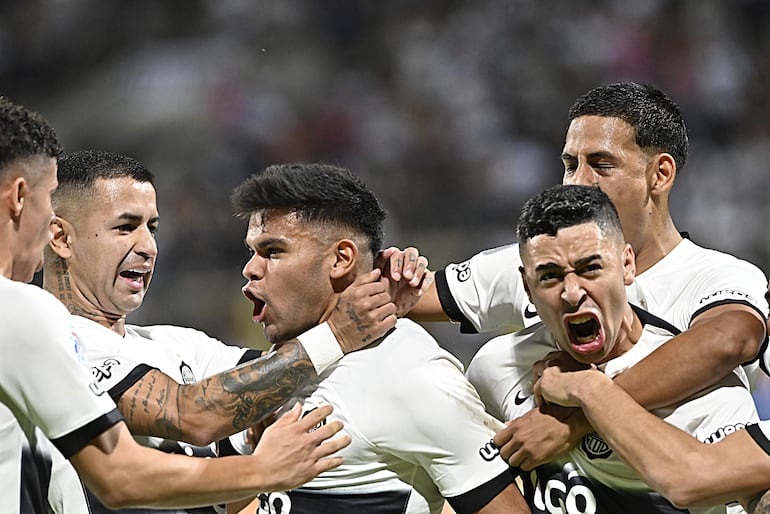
[533,254,601,273]
[561,150,617,161]
[244,236,288,249]
[116,213,160,225]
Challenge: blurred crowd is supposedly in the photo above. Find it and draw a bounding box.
[2,0,770,371]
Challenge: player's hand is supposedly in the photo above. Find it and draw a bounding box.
[493,406,588,470]
[252,403,350,491]
[532,351,588,406]
[376,247,433,317]
[328,269,397,353]
[535,365,606,408]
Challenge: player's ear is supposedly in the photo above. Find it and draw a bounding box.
[4,176,27,218]
[650,153,676,195]
[329,239,358,279]
[622,243,636,286]
[49,215,74,259]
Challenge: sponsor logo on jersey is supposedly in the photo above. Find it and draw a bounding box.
[91,358,121,381]
[452,261,472,282]
[179,361,196,384]
[581,432,612,460]
[90,358,121,396]
[479,439,500,461]
[523,303,539,319]
[514,390,530,405]
[703,423,747,444]
[698,288,755,305]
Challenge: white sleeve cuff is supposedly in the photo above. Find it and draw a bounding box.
[297,322,343,375]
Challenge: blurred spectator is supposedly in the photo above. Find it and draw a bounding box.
[3,1,770,392]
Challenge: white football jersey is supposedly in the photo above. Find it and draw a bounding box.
[0,278,121,514]
[257,319,515,514]
[438,238,768,336]
[50,316,258,514]
[466,306,758,514]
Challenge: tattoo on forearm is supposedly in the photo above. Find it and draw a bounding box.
[214,342,318,430]
[117,342,318,442]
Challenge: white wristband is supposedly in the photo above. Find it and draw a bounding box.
[297,322,343,375]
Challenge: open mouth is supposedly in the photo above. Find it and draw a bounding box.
[565,314,604,355]
[243,289,267,323]
[119,269,148,290]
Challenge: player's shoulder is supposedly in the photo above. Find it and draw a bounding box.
[126,323,221,344]
[471,322,554,366]
[679,239,764,274]
[0,278,68,327]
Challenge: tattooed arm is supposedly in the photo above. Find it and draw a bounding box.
[118,269,397,445]
[117,342,317,445]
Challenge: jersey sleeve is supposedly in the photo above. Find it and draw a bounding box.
[684,258,768,326]
[371,353,514,513]
[747,421,770,456]
[436,244,535,334]
[0,285,121,458]
[139,325,253,377]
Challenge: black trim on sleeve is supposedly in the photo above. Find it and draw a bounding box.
[747,423,770,456]
[51,408,124,459]
[435,268,478,334]
[630,304,681,335]
[690,299,769,367]
[238,349,263,365]
[107,363,156,400]
[446,467,516,514]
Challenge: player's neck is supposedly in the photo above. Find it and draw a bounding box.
[633,218,682,274]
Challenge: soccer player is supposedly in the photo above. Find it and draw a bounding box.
[0,96,353,513]
[409,82,768,468]
[467,184,757,513]
[536,364,770,512]
[230,163,529,514]
[43,149,424,513]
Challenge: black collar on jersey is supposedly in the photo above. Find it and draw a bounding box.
[629,303,681,335]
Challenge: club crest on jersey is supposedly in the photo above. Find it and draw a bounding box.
[179,361,196,384]
[452,261,472,282]
[581,432,612,459]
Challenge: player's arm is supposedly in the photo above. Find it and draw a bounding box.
[406,278,451,321]
[71,404,349,510]
[536,366,770,509]
[615,304,765,408]
[496,305,767,469]
[405,244,529,332]
[119,269,397,445]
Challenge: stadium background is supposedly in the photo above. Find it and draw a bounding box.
[4,0,770,410]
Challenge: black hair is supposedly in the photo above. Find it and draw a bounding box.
[0,96,62,172]
[568,82,688,172]
[517,184,623,245]
[56,149,154,191]
[231,163,385,258]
